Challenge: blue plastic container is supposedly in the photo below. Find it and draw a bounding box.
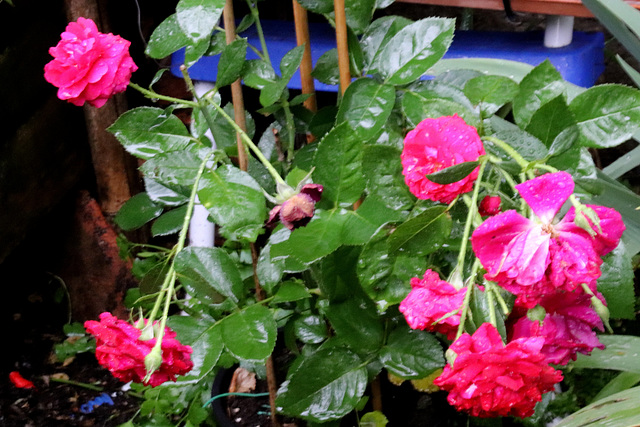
[171,20,604,89]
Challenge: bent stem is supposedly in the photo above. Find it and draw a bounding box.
[144,151,215,379]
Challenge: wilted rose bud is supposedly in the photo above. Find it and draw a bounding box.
[268,183,323,230]
[478,195,501,216]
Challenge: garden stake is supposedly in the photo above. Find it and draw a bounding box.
[293,0,317,115]
[223,0,249,171]
[333,0,351,95]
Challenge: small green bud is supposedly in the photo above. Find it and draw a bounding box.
[526,305,546,323]
[445,348,458,366]
[590,294,613,333]
[139,324,154,341]
[143,344,163,383]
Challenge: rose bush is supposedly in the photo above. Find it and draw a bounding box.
[44,1,640,426]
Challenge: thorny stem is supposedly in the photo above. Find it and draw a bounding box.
[129,82,198,108]
[454,159,488,276]
[144,151,215,378]
[454,258,484,340]
[246,0,271,64]
[484,136,529,171]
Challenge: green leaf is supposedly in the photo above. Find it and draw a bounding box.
[570,84,640,148]
[311,48,340,86]
[140,150,202,187]
[324,293,384,352]
[374,18,455,85]
[216,38,247,88]
[357,226,424,311]
[402,91,479,129]
[525,95,576,149]
[256,240,285,295]
[273,280,311,303]
[360,411,389,427]
[587,170,640,256]
[336,78,395,140]
[378,326,444,379]
[426,161,480,184]
[183,37,211,68]
[315,246,362,302]
[464,75,519,117]
[592,372,640,403]
[144,177,189,206]
[572,335,640,373]
[280,44,305,82]
[387,206,451,256]
[114,193,163,231]
[313,122,365,206]
[362,145,414,212]
[220,304,277,362]
[108,107,193,160]
[174,246,245,305]
[293,314,328,344]
[343,0,376,34]
[486,115,549,162]
[198,165,266,242]
[176,0,225,43]
[242,59,278,90]
[295,0,333,14]
[598,243,635,319]
[167,317,223,382]
[555,386,640,427]
[361,16,411,72]
[145,14,189,59]
[151,204,188,237]
[603,140,640,179]
[271,209,345,265]
[512,60,566,128]
[276,347,368,422]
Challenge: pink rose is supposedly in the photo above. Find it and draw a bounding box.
[401,115,485,204]
[434,323,563,418]
[84,312,193,387]
[44,17,137,108]
[471,172,621,308]
[510,292,604,365]
[399,269,467,340]
[267,183,323,230]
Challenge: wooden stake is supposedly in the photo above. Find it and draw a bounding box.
[223,0,249,171]
[333,0,351,95]
[293,0,317,113]
[64,0,137,217]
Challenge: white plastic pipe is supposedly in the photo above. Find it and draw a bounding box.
[188,81,217,249]
[544,15,574,48]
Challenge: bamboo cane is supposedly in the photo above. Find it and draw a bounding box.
[223,0,249,171]
[333,0,351,95]
[293,0,317,113]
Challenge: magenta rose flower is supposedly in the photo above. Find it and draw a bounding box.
[471,172,623,308]
[44,17,138,108]
[399,269,467,340]
[267,183,323,230]
[478,195,501,216]
[510,292,604,365]
[84,312,193,387]
[563,204,625,257]
[401,115,485,204]
[434,323,563,418]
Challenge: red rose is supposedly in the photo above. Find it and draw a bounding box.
[399,269,466,340]
[510,292,604,365]
[401,115,485,204]
[85,312,193,387]
[434,323,562,418]
[478,195,501,216]
[44,17,137,108]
